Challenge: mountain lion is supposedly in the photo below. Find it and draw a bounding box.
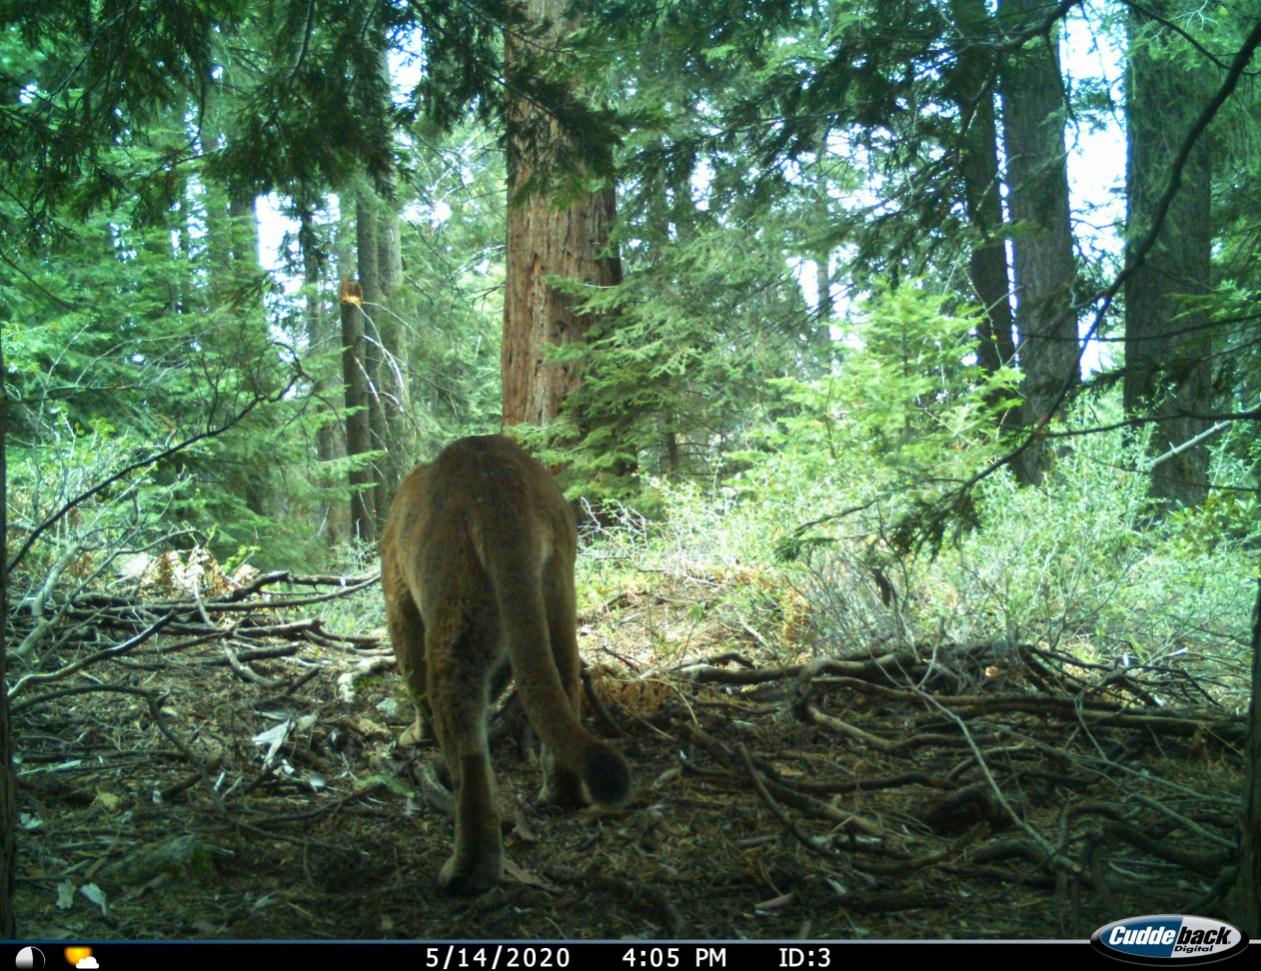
[381,434,631,895]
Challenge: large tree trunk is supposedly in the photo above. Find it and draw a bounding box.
[341,278,377,543]
[0,325,16,936]
[1230,578,1261,933]
[1123,1,1213,507]
[355,188,387,521]
[355,35,409,514]
[375,185,409,489]
[202,56,269,515]
[357,182,409,502]
[946,0,1017,415]
[227,194,260,278]
[999,0,1080,486]
[502,0,622,429]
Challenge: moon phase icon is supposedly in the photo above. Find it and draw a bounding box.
[15,947,45,969]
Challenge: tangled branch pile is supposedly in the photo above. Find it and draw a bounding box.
[607,632,1245,933]
[9,558,379,712]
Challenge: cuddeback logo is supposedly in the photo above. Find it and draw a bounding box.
[1090,915,1249,964]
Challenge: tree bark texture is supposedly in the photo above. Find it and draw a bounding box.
[503,0,622,430]
[354,35,409,511]
[355,189,387,521]
[1123,1,1213,507]
[0,324,16,936]
[363,182,410,498]
[340,278,377,543]
[999,0,1080,485]
[947,0,1017,386]
[1229,578,1261,933]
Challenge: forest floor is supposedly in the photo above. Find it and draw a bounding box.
[9,557,1246,942]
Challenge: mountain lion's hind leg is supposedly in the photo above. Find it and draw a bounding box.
[386,589,430,746]
[429,650,502,895]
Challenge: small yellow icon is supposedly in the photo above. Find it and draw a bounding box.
[61,949,92,969]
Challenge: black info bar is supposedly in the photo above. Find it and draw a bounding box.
[9,939,1102,970]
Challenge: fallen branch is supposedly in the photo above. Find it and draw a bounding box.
[222,644,286,689]
[736,742,848,862]
[7,613,175,701]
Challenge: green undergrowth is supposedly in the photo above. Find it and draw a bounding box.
[577,423,1256,706]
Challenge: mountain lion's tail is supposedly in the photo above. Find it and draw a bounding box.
[479,512,630,807]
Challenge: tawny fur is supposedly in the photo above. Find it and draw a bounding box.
[381,434,630,895]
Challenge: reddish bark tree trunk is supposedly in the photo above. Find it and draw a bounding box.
[502,0,622,430]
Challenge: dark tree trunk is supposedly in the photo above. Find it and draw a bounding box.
[341,278,377,543]
[1230,578,1261,933]
[355,189,387,521]
[813,131,836,327]
[205,56,263,313]
[354,35,409,513]
[999,0,1080,485]
[502,0,622,430]
[946,0,1017,418]
[359,181,410,499]
[947,0,1016,370]
[1123,0,1213,507]
[0,325,16,936]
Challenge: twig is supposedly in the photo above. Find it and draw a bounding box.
[1098,818,1231,876]
[188,644,299,666]
[1131,794,1236,852]
[855,823,987,876]
[8,378,296,574]
[684,663,802,685]
[926,695,1085,881]
[221,644,285,689]
[580,663,624,737]
[7,613,176,701]
[1149,419,1231,469]
[736,742,847,862]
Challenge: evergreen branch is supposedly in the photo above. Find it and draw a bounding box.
[7,375,298,576]
[0,246,78,311]
[288,0,318,85]
[1111,16,1261,314]
[1063,15,1260,399]
[1120,0,1261,75]
[1088,310,1261,343]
